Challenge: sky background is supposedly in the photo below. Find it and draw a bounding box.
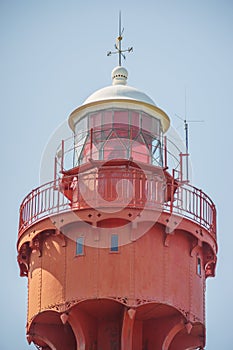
[1,0,233,348]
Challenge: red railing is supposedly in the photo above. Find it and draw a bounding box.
[18,171,216,239]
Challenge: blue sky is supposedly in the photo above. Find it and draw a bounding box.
[1,0,233,348]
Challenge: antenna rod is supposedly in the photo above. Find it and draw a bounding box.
[185,120,189,181]
[185,119,188,153]
[184,88,188,153]
[175,112,204,182]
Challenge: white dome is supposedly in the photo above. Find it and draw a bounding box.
[83,66,156,107]
[68,66,170,133]
[83,84,156,106]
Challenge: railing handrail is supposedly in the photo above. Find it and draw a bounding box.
[18,171,216,240]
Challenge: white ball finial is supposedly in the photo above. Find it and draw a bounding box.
[112,66,128,85]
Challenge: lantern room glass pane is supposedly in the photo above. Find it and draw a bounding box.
[113,110,129,139]
[113,110,129,125]
[103,138,127,160]
[130,111,140,129]
[77,117,88,134]
[141,113,152,133]
[151,117,161,136]
[89,112,102,129]
[103,110,113,129]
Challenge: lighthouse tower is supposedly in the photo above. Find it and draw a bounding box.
[17,38,217,350]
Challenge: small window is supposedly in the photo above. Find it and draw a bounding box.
[197,257,201,276]
[110,234,119,252]
[76,237,84,256]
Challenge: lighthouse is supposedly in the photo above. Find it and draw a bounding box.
[17,32,217,350]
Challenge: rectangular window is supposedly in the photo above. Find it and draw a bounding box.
[76,237,84,256]
[110,234,119,252]
[197,257,201,276]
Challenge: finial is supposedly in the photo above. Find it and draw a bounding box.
[111,66,128,85]
[107,11,133,66]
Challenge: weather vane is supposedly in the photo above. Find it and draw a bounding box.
[107,11,133,66]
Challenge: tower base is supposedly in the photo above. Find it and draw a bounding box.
[28,299,205,350]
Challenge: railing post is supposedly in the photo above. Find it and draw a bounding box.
[90,128,93,160]
[72,133,75,168]
[179,153,183,182]
[54,157,57,186]
[164,136,167,169]
[129,124,132,159]
[30,190,34,224]
[199,190,203,226]
[61,139,64,173]
[212,204,217,237]
[170,170,175,214]
[57,179,60,213]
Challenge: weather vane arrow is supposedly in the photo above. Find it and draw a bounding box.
[107,11,133,66]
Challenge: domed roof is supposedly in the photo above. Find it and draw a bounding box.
[69,65,170,133]
[83,66,156,107]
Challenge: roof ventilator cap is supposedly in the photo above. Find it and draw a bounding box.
[112,66,128,85]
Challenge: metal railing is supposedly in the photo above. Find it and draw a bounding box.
[18,170,216,239]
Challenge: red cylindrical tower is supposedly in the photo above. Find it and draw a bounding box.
[17,65,217,350]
